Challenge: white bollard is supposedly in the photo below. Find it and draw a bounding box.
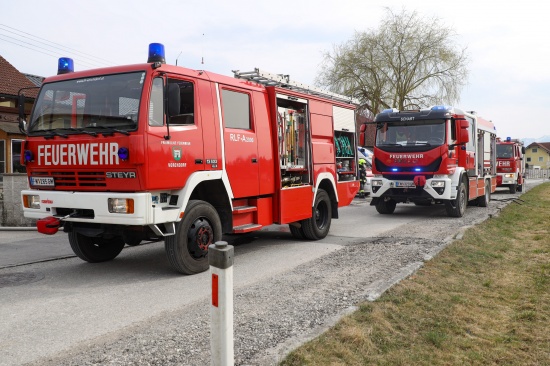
[209,241,234,366]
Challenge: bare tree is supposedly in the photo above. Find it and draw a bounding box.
[316,8,469,114]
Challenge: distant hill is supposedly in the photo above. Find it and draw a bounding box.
[521,136,550,146]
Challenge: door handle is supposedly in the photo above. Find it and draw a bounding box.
[195,159,203,164]
[252,158,258,163]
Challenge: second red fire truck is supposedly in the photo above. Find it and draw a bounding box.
[19,43,359,274]
[496,137,525,193]
[366,106,497,217]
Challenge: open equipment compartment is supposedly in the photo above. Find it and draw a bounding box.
[333,105,356,181]
[276,94,311,188]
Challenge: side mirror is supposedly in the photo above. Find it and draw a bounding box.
[167,83,180,118]
[18,94,27,134]
[456,119,469,144]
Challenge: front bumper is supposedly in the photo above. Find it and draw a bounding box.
[370,176,453,201]
[21,190,180,226]
[497,173,517,186]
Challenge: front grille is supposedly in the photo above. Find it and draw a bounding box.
[32,171,106,188]
[375,157,442,173]
[56,207,95,219]
[383,174,434,181]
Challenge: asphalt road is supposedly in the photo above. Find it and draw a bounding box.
[0,181,544,366]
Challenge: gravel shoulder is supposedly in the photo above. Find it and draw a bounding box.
[26,183,537,366]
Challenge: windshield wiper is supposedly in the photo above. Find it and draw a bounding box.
[378,143,402,146]
[56,127,98,137]
[85,125,130,136]
[35,129,68,139]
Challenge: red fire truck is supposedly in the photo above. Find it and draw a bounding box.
[19,43,359,274]
[365,106,497,217]
[496,137,525,193]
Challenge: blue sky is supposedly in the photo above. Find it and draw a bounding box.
[1,0,549,140]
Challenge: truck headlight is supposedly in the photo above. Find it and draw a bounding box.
[108,198,134,214]
[430,180,446,195]
[504,173,514,178]
[371,179,383,194]
[23,195,41,209]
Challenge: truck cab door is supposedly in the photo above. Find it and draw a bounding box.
[219,87,260,198]
[146,76,206,190]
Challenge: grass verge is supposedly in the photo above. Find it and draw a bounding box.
[281,183,550,366]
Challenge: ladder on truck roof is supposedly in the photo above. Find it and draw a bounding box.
[233,68,359,105]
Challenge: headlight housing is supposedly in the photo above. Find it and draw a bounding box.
[23,195,41,209]
[108,198,134,214]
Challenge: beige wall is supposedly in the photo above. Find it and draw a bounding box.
[525,146,550,169]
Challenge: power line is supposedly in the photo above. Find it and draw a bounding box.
[0,35,103,70]
[0,23,116,68]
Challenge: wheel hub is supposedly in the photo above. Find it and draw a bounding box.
[188,218,213,257]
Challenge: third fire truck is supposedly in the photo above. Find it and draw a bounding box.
[19,43,359,274]
[367,106,497,217]
[496,137,525,193]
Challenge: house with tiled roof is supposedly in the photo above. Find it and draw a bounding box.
[525,142,550,169]
[0,55,41,176]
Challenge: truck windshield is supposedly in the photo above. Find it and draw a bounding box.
[496,144,513,158]
[376,119,445,148]
[28,72,145,135]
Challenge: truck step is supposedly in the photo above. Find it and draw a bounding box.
[232,205,258,214]
[232,223,262,233]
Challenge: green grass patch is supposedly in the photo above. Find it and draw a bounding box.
[280,183,550,366]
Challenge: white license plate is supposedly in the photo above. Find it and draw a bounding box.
[395,181,415,188]
[30,177,55,187]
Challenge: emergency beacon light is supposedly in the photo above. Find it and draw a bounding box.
[57,57,74,75]
[147,43,166,63]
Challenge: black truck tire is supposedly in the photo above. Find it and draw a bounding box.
[301,189,332,240]
[477,180,491,207]
[289,224,306,239]
[375,198,397,214]
[69,232,125,263]
[165,200,222,275]
[445,179,467,217]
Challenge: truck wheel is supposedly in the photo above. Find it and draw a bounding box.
[301,189,332,240]
[68,232,125,263]
[375,198,396,214]
[165,200,222,275]
[289,224,306,239]
[445,179,467,217]
[123,231,143,246]
[509,183,517,194]
[477,180,491,207]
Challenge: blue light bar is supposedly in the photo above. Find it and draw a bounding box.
[506,136,511,141]
[391,168,399,172]
[414,168,422,172]
[431,105,452,111]
[57,58,74,75]
[147,43,166,63]
[381,108,398,114]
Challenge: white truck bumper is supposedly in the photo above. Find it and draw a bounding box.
[370,175,454,200]
[21,190,180,226]
[498,172,517,185]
